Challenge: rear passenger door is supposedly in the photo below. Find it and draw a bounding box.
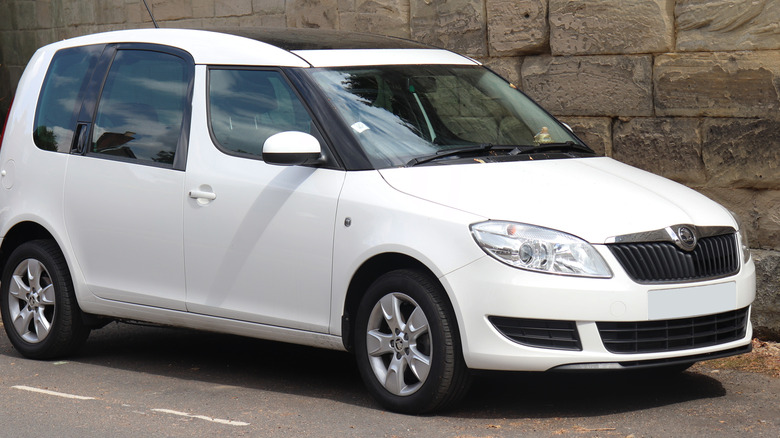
[63,45,193,310]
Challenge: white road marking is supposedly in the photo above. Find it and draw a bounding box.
[151,408,250,426]
[12,385,95,400]
[10,385,248,427]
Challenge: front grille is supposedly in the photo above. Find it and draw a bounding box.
[597,307,749,354]
[489,316,582,351]
[608,233,739,283]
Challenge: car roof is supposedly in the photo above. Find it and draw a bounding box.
[216,27,430,51]
[44,28,478,68]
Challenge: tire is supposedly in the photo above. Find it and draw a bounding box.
[0,240,90,359]
[354,269,471,414]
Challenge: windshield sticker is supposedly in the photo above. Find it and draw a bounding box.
[351,122,370,133]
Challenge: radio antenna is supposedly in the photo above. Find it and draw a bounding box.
[142,0,159,28]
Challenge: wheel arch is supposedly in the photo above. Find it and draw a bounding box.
[0,221,57,271]
[0,221,104,328]
[341,252,454,352]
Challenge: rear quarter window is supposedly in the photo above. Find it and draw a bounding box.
[34,45,102,152]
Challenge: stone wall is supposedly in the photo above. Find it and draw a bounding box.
[0,0,778,338]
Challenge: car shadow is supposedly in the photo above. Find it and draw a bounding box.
[13,321,728,417]
[450,368,726,419]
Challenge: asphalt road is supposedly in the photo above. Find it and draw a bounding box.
[0,321,777,437]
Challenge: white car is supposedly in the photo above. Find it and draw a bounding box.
[0,28,755,414]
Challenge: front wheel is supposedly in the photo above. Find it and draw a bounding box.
[0,240,90,359]
[354,269,471,414]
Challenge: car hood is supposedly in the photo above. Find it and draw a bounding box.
[378,157,735,244]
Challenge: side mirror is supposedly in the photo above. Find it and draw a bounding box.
[262,131,322,166]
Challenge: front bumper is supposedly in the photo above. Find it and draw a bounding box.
[441,248,756,372]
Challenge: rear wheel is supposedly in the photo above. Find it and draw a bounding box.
[354,269,471,414]
[0,240,90,359]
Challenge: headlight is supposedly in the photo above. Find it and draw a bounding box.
[470,221,612,278]
[729,210,751,263]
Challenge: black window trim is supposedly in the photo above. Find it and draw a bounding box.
[79,43,195,172]
[205,65,343,170]
[284,67,374,171]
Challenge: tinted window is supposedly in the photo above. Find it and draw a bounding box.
[209,69,314,158]
[34,46,102,152]
[92,50,190,165]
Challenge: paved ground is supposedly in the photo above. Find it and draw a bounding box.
[0,321,778,437]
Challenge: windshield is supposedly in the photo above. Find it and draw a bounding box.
[307,65,587,168]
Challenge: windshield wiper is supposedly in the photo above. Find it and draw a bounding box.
[512,141,594,155]
[406,143,496,167]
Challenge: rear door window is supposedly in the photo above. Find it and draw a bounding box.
[91,48,192,166]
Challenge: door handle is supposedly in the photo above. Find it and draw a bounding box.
[188,189,217,205]
[189,190,216,200]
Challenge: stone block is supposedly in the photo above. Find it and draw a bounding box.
[8,66,23,91]
[521,54,653,117]
[173,19,206,29]
[752,249,780,341]
[0,54,10,121]
[149,0,192,21]
[612,117,706,185]
[549,0,674,55]
[410,0,487,57]
[357,0,410,18]
[476,57,522,86]
[696,188,780,251]
[3,30,37,66]
[253,0,285,15]
[216,0,252,17]
[238,13,288,29]
[96,0,127,24]
[61,1,97,26]
[339,13,409,38]
[286,0,339,29]
[655,52,780,118]
[35,29,57,50]
[339,0,411,38]
[125,1,146,25]
[676,0,780,52]
[15,1,36,30]
[36,1,54,29]
[0,2,14,31]
[203,16,240,27]
[260,14,286,28]
[56,26,90,40]
[338,0,356,11]
[702,118,780,189]
[0,33,15,67]
[51,1,65,27]
[558,117,611,156]
[486,0,547,56]
[193,0,215,18]
[755,190,780,251]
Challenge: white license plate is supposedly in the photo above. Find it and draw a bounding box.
[648,282,737,320]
